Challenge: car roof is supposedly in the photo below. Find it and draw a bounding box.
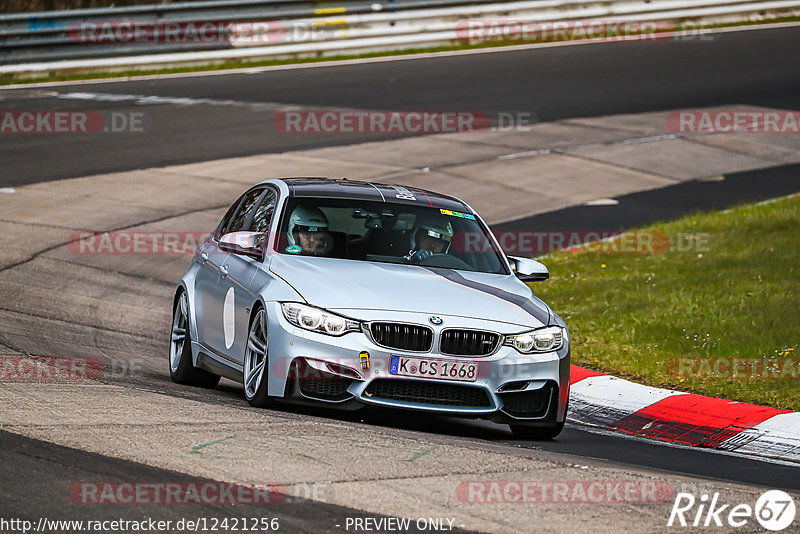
[276,177,471,212]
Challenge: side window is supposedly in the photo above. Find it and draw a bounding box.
[248,190,278,233]
[224,188,263,234]
[216,196,244,237]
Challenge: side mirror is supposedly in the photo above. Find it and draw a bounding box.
[508,255,549,282]
[218,232,265,260]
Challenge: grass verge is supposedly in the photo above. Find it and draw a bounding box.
[531,193,800,410]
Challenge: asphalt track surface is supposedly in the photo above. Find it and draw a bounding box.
[1,24,799,186]
[1,430,470,534]
[2,23,800,531]
[493,163,800,233]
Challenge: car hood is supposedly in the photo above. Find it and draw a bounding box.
[268,254,550,328]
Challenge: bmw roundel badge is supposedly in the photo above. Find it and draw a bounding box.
[429,316,443,325]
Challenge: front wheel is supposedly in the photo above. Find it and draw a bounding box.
[169,291,220,388]
[244,308,272,408]
[510,421,565,440]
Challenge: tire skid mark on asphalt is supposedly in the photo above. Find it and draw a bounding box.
[0,202,229,274]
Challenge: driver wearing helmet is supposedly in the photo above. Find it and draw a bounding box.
[287,205,333,256]
[406,216,454,263]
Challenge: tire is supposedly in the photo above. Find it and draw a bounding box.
[169,290,221,388]
[509,421,565,440]
[243,307,272,408]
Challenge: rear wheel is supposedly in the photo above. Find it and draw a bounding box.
[169,290,220,388]
[510,421,565,440]
[244,308,272,408]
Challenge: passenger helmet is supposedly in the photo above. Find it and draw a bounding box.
[411,216,454,252]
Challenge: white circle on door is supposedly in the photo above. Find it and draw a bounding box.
[223,287,235,349]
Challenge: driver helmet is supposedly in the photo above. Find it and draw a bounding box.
[411,215,454,253]
[287,205,330,246]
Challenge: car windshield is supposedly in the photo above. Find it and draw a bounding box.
[276,197,508,274]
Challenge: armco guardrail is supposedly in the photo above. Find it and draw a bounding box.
[1,0,799,76]
[0,0,498,63]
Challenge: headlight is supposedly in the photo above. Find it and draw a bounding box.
[281,303,361,336]
[504,326,565,354]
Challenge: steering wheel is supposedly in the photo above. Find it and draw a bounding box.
[409,250,472,269]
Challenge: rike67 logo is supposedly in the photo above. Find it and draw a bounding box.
[668,490,796,531]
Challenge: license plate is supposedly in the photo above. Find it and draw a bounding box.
[389,355,477,382]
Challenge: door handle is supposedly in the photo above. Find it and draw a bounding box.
[220,265,229,277]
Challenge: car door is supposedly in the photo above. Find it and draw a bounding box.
[217,187,278,365]
[195,187,264,358]
[194,237,230,355]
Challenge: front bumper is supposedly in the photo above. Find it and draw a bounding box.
[264,302,570,425]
